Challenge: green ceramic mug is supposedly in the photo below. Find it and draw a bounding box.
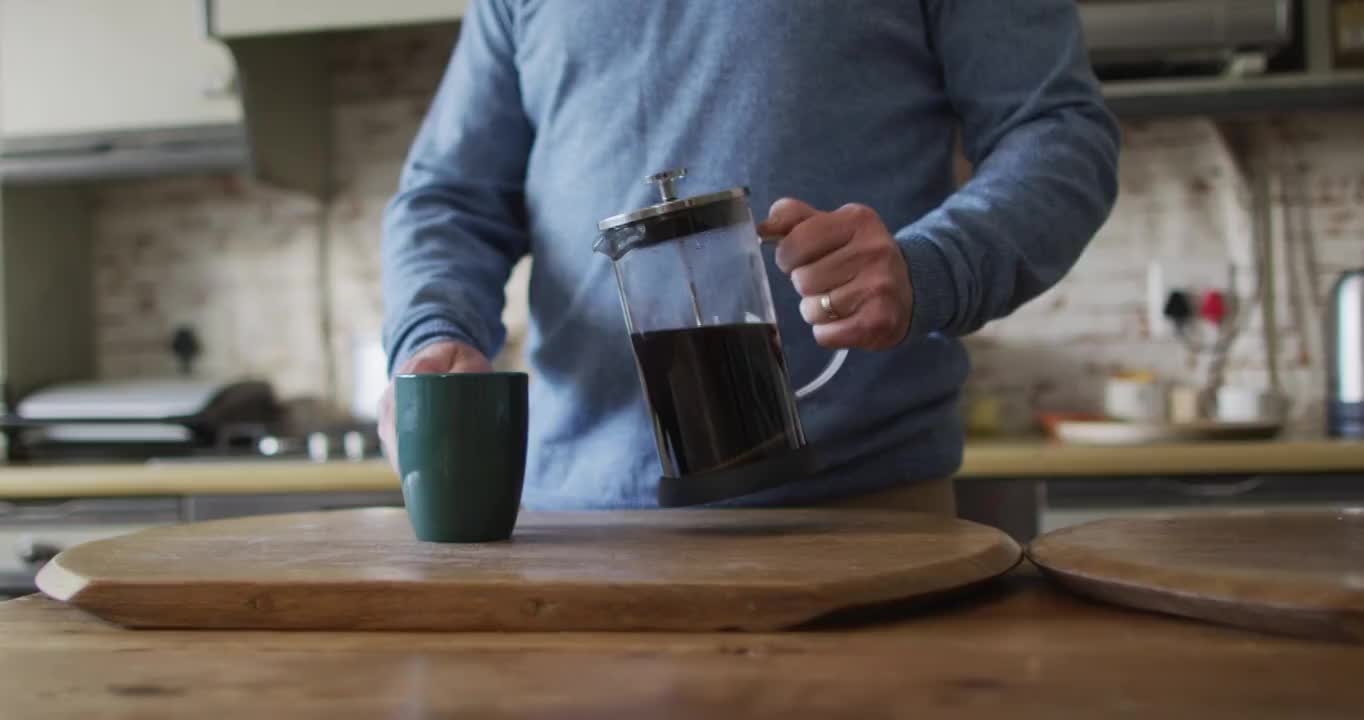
[395,372,528,543]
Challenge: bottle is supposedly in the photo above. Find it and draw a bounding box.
[1327,269,1364,439]
[1335,0,1364,69]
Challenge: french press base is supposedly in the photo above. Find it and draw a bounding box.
[656,444,822,507]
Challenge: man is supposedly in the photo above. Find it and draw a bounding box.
[381,1,1119,512]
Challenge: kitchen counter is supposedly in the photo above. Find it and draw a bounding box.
[959,437,1364,477]
[0,458,394,498]
[2,571,1361,718]
[0,438,1361,498]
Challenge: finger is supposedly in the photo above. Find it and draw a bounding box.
[397,341,493,375]
[377,384,399,473]
[397,342,457,375]
[798,282,867,326]
[774,211,856,273]
[789,243,860,296]
[812,295,907,351]
[757,197,821,238]
[778,203,881,272]
[811,314,862,349]
[450,350,494,374]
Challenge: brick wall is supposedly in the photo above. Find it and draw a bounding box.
[92,176,327,396]
[966,114,1364,436]
[88,26,1364,433]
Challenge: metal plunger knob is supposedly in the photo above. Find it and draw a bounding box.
[646,169,688,202]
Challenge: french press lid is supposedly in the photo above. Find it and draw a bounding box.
[594,169,752,261]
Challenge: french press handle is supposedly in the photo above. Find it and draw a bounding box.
[752,231,849,399]
[736,310,846,400]
[794,349,848,399]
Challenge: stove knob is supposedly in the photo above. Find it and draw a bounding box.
[15,536,62,567]
[342,431,367,461]
[258,436,284,457]
[307,432,331,462]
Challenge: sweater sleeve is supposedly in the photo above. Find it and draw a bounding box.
[381,0,532,373]
[900,0,1120,338]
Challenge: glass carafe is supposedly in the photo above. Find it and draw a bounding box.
[595,169,846,506]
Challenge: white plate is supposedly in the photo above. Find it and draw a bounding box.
[1054,419,1283,446]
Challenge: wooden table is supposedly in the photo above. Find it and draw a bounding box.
[4,570,1362,719]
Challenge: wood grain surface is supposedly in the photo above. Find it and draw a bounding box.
[1028,509,1364,642]
[5,572,1364,719]
[36,508,1021,632]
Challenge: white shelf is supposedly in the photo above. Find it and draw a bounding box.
[1103,70,1364,117]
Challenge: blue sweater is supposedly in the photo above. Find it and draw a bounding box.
[383,0,1120,509]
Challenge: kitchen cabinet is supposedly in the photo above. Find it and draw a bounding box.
[0,497,178,596]
[201,0,467,195]
[0,0,240,144]
[1339,0,1364,68]
[205,0,466,39]
[0,185,94,405]
[956,440,1364,541]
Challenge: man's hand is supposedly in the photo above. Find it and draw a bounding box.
[378,340,493,473]
[757,198,914,351]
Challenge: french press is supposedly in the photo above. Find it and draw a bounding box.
[595,169,847,506]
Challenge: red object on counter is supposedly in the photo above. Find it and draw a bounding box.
[1200,290,1228,325]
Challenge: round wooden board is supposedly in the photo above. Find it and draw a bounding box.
[37,508,1021,632]
[1027,509,1364,642]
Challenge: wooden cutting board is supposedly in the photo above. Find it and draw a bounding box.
[1028,510,1364,642]
[36,508,1021,632]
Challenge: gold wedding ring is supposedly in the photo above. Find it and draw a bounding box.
[820,293,840,321]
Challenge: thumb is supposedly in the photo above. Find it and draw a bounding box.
[757,197,821,238]
[449,346,494,374]
[396,342,457,375]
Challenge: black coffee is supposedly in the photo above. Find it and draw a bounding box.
[631,323,805,477]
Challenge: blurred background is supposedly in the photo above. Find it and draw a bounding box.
[3,1,1361,455]
[0,1,1358,455]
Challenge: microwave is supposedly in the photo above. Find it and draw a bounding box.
[1079,0,1296,79]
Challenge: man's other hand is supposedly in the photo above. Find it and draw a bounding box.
[378,341,493,473]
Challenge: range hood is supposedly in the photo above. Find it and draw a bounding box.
[201,0,466,197]
[203,0,465,39]
[0,0,465,188]
[0,0,249,184]
[0,127,248,185]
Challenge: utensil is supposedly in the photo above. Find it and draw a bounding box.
[394,372,527,543]
[595,169,847,507]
